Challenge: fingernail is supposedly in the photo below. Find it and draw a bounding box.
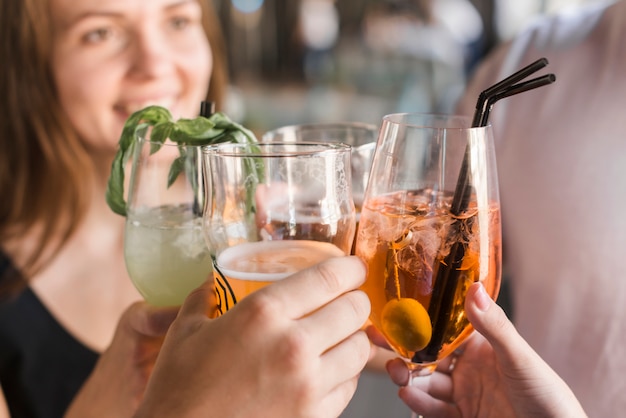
[474,282,491,312]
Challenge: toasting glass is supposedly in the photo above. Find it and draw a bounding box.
[124,136,211,307]
[262,122,378,213]
[202,142,356,315]
[354,113,502,414]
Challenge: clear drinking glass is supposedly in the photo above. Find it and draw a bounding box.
[262,122,378,214]
[124,135,211,307]
[203,142,356,315]
[354,113,502,408]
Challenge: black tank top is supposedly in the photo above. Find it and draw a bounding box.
[0,253,98,418]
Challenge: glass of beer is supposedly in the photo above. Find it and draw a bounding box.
[124,137,211,307]
[202,142,356,315]
[354,113,502,386]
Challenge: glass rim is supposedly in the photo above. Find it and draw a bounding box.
[382,112,492,131]
[201,141,352,158]
[263,121,378,136]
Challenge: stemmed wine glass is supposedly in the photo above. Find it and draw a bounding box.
[354,113,502,414]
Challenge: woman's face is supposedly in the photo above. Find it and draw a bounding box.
[51,0,212,153]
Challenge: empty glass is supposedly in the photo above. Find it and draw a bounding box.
[262,122,378,213]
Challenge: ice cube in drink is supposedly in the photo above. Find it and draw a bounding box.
[356,190,501,363]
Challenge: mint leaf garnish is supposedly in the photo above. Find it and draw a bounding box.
[105,105,258,216]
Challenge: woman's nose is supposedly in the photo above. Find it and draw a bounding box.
[127,31,174,79]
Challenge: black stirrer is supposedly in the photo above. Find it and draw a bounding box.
[417,59,556,362]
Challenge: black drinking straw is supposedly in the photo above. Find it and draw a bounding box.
[479,74,556,126]
[471,57,549,127]
[200,101,216,117]
[418,58,556,362]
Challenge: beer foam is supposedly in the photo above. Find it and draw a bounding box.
[216,240,345,281]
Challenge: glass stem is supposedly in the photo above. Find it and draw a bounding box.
[408,367,433,418]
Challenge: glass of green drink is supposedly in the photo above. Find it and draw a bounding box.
[124,136,211,307]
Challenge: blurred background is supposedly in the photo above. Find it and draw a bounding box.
[214,0,609,135]
[211,0,611,416]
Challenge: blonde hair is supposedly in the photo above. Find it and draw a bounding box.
[0,0,228,287]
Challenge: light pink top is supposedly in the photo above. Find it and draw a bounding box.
[456,1,626,415]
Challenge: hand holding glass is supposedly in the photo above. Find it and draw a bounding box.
[203,142,356,315]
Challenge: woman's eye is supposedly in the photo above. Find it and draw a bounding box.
[170,16,191,30]
[82,27,114,44]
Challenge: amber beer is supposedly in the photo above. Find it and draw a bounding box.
[356,191,502,363]
[213,240,345,315]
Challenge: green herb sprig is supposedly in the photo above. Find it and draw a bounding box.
[105,105,258,217]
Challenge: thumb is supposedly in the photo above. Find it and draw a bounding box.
[465,282,538,368]
[121,301,180,338]
[465,282,588,417]
[178,279,217,319]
